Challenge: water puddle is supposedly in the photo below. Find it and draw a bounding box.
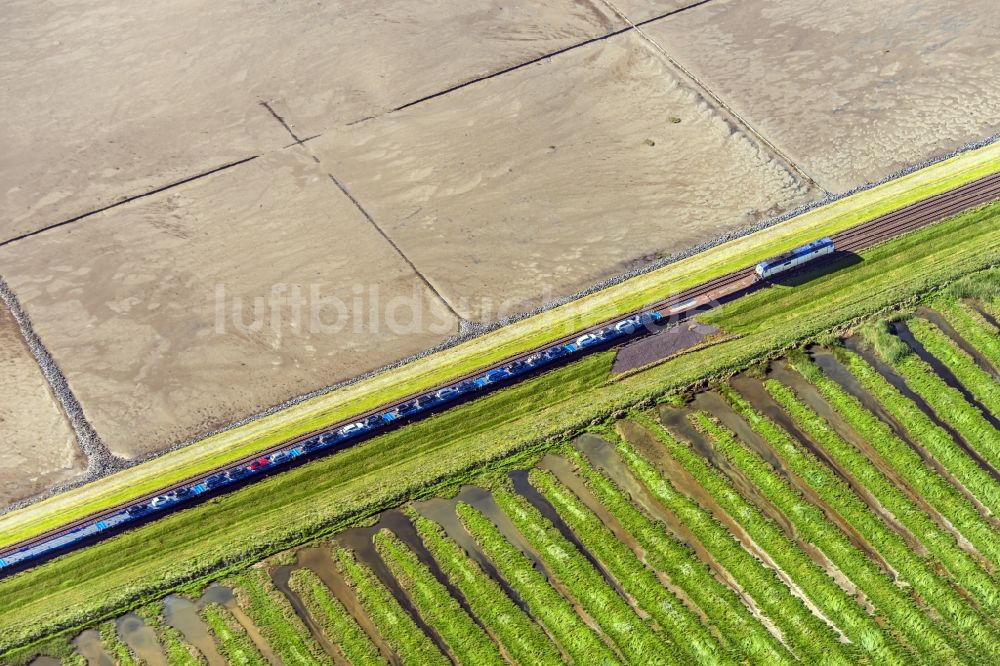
[28,658,60,666]
[919,307,1000,382]
[969,299,1000,331]
[198,584,280,665]
[334,510,451,658]
[509,469,632,607]
[272,564,342,662]
[729,377,896,575]
[74,628,114,666]
[163,595,225,666]
[894,321,1000,431]
[295,546,397,665]
[413,493,527,613]
[116,613,168,666]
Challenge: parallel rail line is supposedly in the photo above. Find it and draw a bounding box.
[3,170,999,560]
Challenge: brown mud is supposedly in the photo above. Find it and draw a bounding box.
[334,511,451,659]
[73,629,114,666]
[27,658,59,666]
[116,613,167,666]
[163,594,226,666]
[538,453,712,628]
[729,376,897,575]
[271,565,342,662]
[919,307,1000,382]
[198,585,280,665]
[813,349,1000,528]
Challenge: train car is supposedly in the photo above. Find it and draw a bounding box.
[755,237,834,279]
[0,307,669,573]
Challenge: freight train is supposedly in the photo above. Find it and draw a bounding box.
[0,237,836,573]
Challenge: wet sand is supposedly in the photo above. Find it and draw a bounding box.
[0,302,83,508]
[644,0,1000,192]
[311,30,811,321]
[0,150,458,458]
[1,0,624,242]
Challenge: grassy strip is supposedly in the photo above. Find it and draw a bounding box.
[528,467,733,665]
[158,623,205,666]
[411,514,563,666]
[933,298,1000,372]
[233,568,333,665]
[705,394,964,661]
[0,635,86,666]
[836,348,1000,518]
[618,416,891,665]
[492,486,677,665]
[100,620,139,666]
[5,204,1000,656]
[765,379,1000,615]
[790,355,1000,569]
[563,447,791,666]
[287,568,384,666]
[909,317,1000,417]
[864,323,1000,464]
[455,501,620,665]
[200,603,268,666]
[372,529,505,666]
[9,143,996,548]
[333,548,448,665]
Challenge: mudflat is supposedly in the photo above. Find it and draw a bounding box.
[0,303,83,507]
[312,32,814,322]
[643,0,1000,192]
[0,149,458,458]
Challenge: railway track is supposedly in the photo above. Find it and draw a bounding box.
[4,170,1000,562]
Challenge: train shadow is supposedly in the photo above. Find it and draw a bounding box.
[764,250,863,288]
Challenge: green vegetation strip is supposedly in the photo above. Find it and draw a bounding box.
[909,317,1000,417]
[608,419,859,665]
[333,548,448,665]
[100,621,139,666]
[933,297,1000,371]
[411,514,563,666]
[456,501,620,665]
[528,467,732,666]
[7,142,996,548]
[709,393,963,661]
[373,529,505,666]
[200,603,268,666]
[836,347,1000,516]
[492,486,677,665]
[765,378,1000,616]
[563,447,790,666]
[288,568,384,666]
[790,354,1000,569]
[4,202,1000,657]
[233,568,332,665]
[863,322,1000,465]
[158,623,205,666]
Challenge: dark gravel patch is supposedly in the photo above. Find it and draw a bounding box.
[612,322,720,374]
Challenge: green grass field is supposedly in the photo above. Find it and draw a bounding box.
[5,192,1000,663]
